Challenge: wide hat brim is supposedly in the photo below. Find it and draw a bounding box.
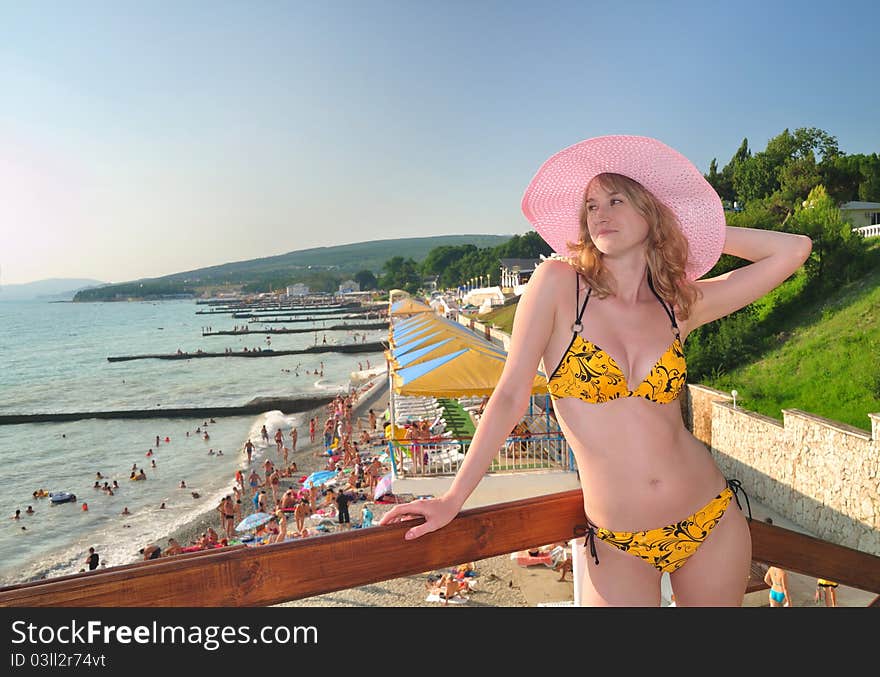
[521,135,725,280]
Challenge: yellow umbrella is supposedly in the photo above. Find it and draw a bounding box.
[390,335,504,370]
[392,346,547,397]
[389,298,434,316]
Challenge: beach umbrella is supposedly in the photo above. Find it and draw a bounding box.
[374,472,393,500]
[301,470,338,489]
[235,511,273,533]
[389,298,434,316]
[393,347,547,397]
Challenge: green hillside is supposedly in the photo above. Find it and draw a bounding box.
[160,234,512,282]
[703,266,880,431]
[74,234,512,300]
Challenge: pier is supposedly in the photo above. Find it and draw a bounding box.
[202,321,387,336]
[107,341,386,362]
[231,307,377,319]
[195,303,362,315]
[0,396,337,426]
[243,314,377,324]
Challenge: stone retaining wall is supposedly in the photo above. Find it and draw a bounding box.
[686,384,880,556]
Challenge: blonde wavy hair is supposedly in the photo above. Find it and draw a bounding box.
[566,172,701,320]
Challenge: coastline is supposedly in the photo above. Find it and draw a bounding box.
[152,372,553,607]
[155,373,391,564]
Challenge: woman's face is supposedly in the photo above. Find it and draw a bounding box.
[584,180,650,257]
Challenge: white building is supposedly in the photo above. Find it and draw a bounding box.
[338,280,360,293]
[499,258,541,293]
[841,201,880,228]
[286,283,310,297]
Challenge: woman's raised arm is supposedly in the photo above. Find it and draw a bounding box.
[684,226,812,334]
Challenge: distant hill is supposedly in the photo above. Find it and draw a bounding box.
[0,278,106,302]
[74,234,515,300]
[158,235,514,283]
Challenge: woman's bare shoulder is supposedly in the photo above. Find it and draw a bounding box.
[529,257,576,289]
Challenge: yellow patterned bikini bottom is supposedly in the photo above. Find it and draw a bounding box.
[576,486,735,574]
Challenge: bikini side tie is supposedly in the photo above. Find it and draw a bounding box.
[574,522,600,565]
[727,478,752,521]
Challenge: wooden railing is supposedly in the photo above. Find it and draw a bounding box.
[1,490,878,607]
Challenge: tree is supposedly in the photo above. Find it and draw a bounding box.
[733,153,777,204]
[858,155,880,201]
[787,185,864,283]
[778,156,822,205]
[353,269,377,291]
[712,138,750,203]
[378,256,421,294]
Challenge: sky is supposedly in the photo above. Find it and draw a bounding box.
[1,0,878,285]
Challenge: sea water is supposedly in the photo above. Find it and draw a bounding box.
[0,299,386,585]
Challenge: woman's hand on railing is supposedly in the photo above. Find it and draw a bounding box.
[378,495,460,541]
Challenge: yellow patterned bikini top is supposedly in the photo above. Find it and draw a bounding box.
[547,273,687,405]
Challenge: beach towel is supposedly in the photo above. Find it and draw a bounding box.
[510,550,554,567]
[425,593,468,604]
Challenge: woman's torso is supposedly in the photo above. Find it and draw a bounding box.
[541,267,726,530]
[768,567,786,590]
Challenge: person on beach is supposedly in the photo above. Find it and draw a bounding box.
[763,566,791,607]
[263,458,275,485]
[361,503,374,528]
[336,490,351,526]
[85,547,99,571]
[268,468,281,506]
[271,510,288,544]
[140,544,162,560]
[261,425,269,443]
[274,428,284,453]
[248,469,261,494]
[218,495,235,539]
[379,135,812,606]
[816,578,839,606]
[291,427,298,452]
[244,439,254,463]
[294,497,311,533]
[309,417,317,444]
[25,506,34,515]
[165,538,184,556]
[280,487,297,511]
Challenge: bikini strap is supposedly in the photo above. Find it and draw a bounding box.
[572,272,591,333]
[573,521,600,566]
[646,272,680,340]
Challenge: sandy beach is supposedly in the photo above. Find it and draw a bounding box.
[150,373,567,607]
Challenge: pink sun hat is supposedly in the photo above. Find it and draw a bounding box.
[521,135,726,280]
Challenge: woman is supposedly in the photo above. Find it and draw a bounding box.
[816,578,839,606]
[763,566,792,607]
[380,135,812,606]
